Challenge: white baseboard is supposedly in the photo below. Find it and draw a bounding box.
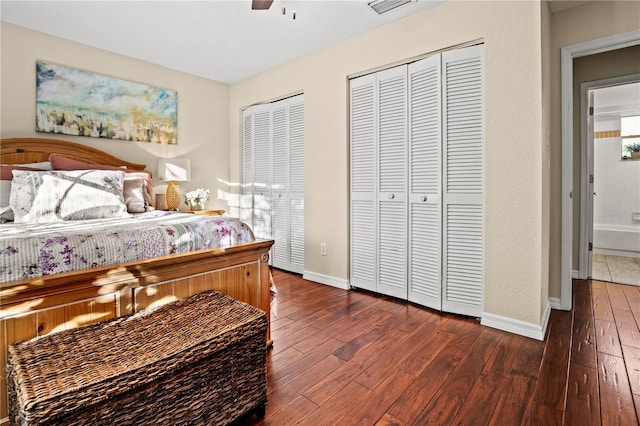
[481,301,551,341]
[549,297,564,310]
[302,271,350,290]
[594,248,640,258]
[572,269,580,279]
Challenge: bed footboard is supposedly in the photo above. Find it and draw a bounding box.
[0,239,274,424]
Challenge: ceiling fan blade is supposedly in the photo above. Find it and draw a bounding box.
[252,0,274,10]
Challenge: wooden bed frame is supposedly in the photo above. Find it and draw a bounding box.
[0,137,274,423]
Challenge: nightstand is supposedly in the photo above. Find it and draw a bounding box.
[183,209,225,216]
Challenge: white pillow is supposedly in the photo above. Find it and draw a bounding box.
[0,181,12,222]
[10,170,130,223]
[123,176,147,213]
[0,205,13,223]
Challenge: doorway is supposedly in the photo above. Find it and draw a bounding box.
[560,33,640,310]
[585,80,640,286]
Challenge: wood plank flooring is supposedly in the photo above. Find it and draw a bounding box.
[235,270,640,425]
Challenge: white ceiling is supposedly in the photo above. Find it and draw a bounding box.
[0,0,445,84]
[594,82,640,117]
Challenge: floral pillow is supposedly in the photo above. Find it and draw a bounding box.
[10,170,130,223]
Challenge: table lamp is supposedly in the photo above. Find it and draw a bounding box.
[158,158,190,211]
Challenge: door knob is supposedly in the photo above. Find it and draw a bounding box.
[388,193,395,199]
[421,196,427,202]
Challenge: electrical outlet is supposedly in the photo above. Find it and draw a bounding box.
[320,243,327,256]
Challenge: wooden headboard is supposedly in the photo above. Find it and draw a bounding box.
[1,137,147,171]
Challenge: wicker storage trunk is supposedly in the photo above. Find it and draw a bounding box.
[7,291,268,426]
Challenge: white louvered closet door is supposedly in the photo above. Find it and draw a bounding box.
[252,103,273,242]
[442,44,484,317]
[242,95,305,274]
[241,109,254,226]
[408,55,442,309]
[350,73,377,292]
[271,96,305,274]
[288,95,305,273]
[271,99,289,269]
[377,65,408,299]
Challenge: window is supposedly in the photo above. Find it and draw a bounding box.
[621,115,640,159]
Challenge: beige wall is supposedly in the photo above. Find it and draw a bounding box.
[230,1,547,326]
[549,0,640,299]
[541,0,552,317]
[0,22,231,210]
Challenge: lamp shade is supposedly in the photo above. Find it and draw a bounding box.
[158,158,191,182]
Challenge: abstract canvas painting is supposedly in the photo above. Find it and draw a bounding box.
[36,61,177,144]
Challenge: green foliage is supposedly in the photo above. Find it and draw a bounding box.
[624,142,640,154]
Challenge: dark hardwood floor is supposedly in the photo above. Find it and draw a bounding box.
[236,269,640,425]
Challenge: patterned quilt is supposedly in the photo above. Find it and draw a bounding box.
[0,211,255,284]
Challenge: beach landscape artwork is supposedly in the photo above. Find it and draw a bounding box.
[36,61,177,144]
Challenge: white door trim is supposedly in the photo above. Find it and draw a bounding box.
[579,75,640,281]
[583,88,594,280]
[560,30,640,311]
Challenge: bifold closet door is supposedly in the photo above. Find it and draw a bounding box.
[350,73,377,292]
[251,104,273,242]
[442,45,484,317]
[272,95,305,274]
[272,99,289,269]
[240,109,254,226]
[376,65,408,299]
[288,96,305,273]
[350,44,484,315]
[407,54,442,310]
[350,66,408,298]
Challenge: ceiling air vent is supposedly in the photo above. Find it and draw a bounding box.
[368,0,413,15]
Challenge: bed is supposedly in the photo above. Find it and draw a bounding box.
[0,137,274,423]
